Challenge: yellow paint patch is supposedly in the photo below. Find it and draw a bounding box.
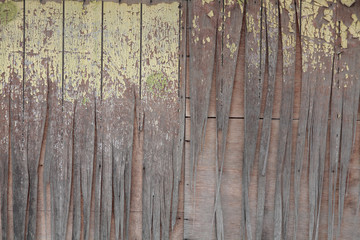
[202,0,214,5]
[25,1,63,102]
[340,21,348,48]
[0,2,17,25]
[207,10,214,18]
[64,2,102,103]
[142,3,179,101]
[314,0,328,7]
[349,14,360,39]
[103,3,140,100]
[0,1,22,96]
[341,0,356,7]
[226,42,237,58]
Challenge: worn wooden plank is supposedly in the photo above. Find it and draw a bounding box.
[63,2,101,239]
[273,1,297,240]
[40,1,64,239]
[213,1,244,239]
[171,0,186,231]
[242,1,264,239]
[335,3,360,237]
[141,3,180,239]
[310,4,336,240]
[0,2,23,239]
[255,1,279,240]
[294,2,336,239]
[102,3,140,240]
[188,0,218,204]
[23,2,62,239]
[2,2,27,240]
[44,0,72,237]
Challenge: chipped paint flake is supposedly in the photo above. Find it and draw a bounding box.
[202,0,214,5]
[340,21,348,48]
[341,0,356,7]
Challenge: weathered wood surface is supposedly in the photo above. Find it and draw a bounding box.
[188,0,218,206]
[214,1,244,239]
[256,1,278,240]
[64,2,101,240]
[243,2,264,239]
[141,3,181,239]
[0,2,23,240]
[1,1,360,239]
[102,3,140,240]
[5,2,27,240]
[274,1,296,239]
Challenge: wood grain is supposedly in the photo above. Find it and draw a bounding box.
[63,2,101,240]
[102,3,140,240]
[141,3,181,239]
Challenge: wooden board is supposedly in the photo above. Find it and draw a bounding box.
[3,2,27,240]
[1,2,360,240]
[63,2,101,240]
[141,3,181,239]
[24,2,63,239]
[102,3,140,240]
[0,2,23,239]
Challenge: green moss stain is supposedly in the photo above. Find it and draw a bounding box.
[0,2,17,25]
[146,72,169,98]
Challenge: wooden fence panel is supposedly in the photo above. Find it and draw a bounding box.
[1,1,360,239]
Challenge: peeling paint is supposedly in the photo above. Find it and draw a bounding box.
[202,0,214,5]
[64,2,102,103]
[341,0,356,7]
[226,42,237,58]
[340,21,348,48]
[349,14,360,39]
[103,3,140,100]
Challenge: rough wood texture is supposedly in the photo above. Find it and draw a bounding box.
[24,2,62,239]
[188,0,218,205]
[64,2,101,240]
[6,2,27,240]
[141,3,181,240]
[102,3,140,240]
[213,1,244,239]
[0,2,23,239]
[2,1,360,240]
[242,2,264,239]
[273,1,296,239]
[256,1,279,240]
